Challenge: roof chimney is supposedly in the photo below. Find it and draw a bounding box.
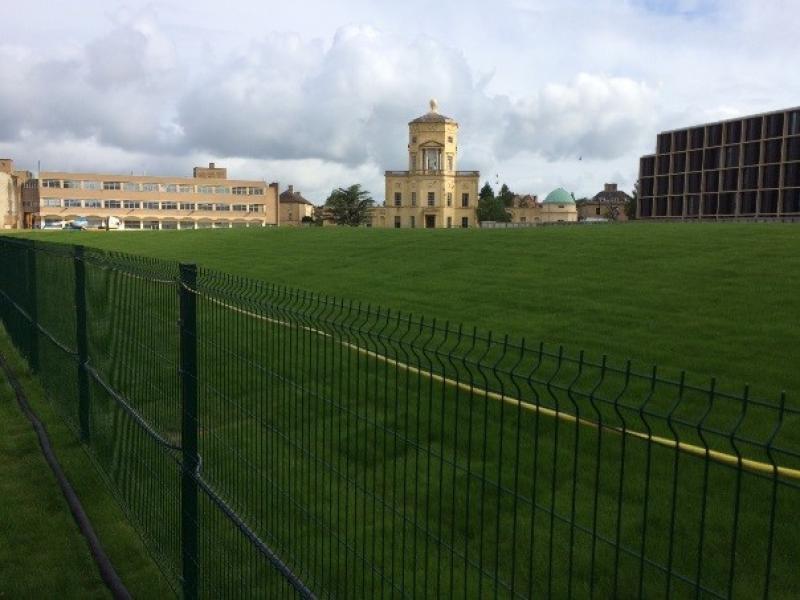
[288,185,294,194]
[209,162,215,168]
[604,183,617,192]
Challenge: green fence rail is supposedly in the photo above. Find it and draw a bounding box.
[0,235,798,598]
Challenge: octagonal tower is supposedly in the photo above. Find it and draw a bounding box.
[381,100,480,228]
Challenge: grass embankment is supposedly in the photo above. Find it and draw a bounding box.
[18,222,800,399]
[0,328,174,598]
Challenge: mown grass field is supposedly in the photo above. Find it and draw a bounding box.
[5,222,800,597]
[17,222,800,400]
[0,328,174,598]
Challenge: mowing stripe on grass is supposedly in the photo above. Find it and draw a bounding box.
[189,282,800,482]
[6,264,797,481]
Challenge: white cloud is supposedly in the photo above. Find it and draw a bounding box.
[1,0,799,202]
[84,15,178,91]
[176,24,487,168]
[499,74,657,161]
[0,13,181,153]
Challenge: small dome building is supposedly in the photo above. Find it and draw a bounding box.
[543,188,574,205]
[504,187,578,226]
[540,187,578,223]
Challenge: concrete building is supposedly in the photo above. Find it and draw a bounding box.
[279,185,315,225]
[380,100,480,228]
[577,183,631,221]
[21,162,279,229]
[637,107,800,219]
[0,159,31,229]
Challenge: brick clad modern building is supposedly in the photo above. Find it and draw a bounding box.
[637,107,800,219]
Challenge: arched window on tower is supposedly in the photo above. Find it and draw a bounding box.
[424,149,440,171]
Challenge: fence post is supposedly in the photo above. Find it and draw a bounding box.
[26,241,39,372]
[74,245,90,442]
[179,263,199,599]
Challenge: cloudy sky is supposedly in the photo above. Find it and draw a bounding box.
[1,0,798,202]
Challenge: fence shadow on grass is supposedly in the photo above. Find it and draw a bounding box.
[0,235,798,599]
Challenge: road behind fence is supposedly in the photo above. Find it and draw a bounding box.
[0,235,798,598]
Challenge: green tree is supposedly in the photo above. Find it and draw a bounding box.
[476,182,510,223]
[479,182,494,203]
[626,188,638,220]
[497,183,515,208]
[324,184,375,226]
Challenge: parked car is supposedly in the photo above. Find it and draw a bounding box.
[63,217,89,230]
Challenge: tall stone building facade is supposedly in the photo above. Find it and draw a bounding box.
[378,100,480,228]
[0,159,30,229]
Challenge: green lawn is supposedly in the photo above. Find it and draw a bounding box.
[4,222,799,598]
[0,328,175,598]
[16,222,800,400]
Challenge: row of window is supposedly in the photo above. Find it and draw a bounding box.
[40,179,265,195]
[393,215,469,228]
[640,189,800,217]
[123,221,262,230]
[392,191,470,208]
[40,198,265,212]
[655,111,800,153]
[43,218,265,230]
[640,163,800,196]
[642,137,800,176]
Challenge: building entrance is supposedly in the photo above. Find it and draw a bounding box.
[425,214,436,228]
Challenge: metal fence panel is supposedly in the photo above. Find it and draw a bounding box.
[0,235,797,599]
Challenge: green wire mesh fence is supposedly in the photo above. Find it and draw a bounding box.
[0,235,798,599]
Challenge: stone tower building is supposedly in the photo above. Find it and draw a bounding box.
[0,159,29,229]
[380,100,480,228]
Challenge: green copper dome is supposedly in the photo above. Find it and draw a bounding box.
[543,188,575,205]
